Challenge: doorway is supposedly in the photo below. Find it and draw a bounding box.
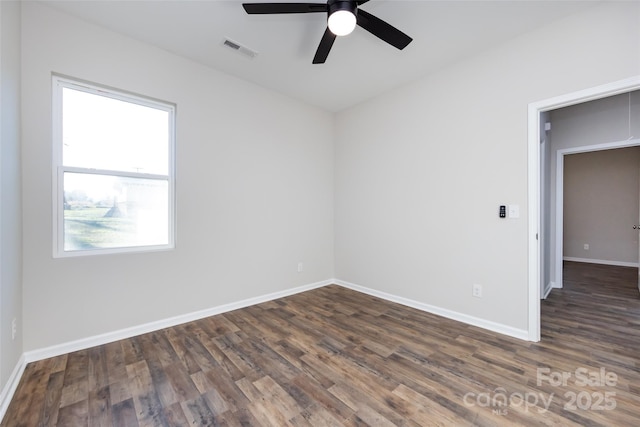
[555,141,640,292]
[527,76,640,342]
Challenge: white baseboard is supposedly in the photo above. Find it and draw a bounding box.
[0,354,26,424]
[334,280,530,341]
[24,279,332,363]
[563,257,639,268]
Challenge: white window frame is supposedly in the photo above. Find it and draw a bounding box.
[52,75,176,257]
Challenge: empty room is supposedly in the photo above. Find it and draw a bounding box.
[1,0,639,425]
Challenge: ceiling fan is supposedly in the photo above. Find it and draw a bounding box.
[242,0,413,64]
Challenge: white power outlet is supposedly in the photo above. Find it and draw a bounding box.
[472,284,483,298]
[584,244,589,250]
[297,262,303,273]
[11,318,17,340]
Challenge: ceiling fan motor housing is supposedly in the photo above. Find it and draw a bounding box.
[328,0,357,18]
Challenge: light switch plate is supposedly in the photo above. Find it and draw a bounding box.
[508,204,520,218]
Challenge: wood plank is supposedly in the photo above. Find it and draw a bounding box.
[39,370,64,426]
[56,399,88,425]
[162,401,191,427]
[88,345,110,391]
[252,375,303,420]
[109,380,133,406]
[180,395,219,426]
[88,385,112,427]
[105,341,128,385]
[111,398,139,427]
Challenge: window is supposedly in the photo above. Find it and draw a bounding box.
[52,76,175,257]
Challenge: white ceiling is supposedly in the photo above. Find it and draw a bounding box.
[42,0,598,112]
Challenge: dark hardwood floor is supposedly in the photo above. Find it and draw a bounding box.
[2,261,640,426]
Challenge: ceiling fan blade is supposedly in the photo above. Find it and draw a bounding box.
[243,3,327,14]
[312,27,337,64]
[356,8,412,50]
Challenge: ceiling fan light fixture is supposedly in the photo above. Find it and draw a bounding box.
[328,10,356,36]
[327,1,357,36]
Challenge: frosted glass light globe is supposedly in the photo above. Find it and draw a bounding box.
[328,10,356,36]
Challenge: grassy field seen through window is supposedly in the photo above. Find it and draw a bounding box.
[64,206,136,250]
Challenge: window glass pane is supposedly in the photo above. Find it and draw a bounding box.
[63,172,169,251]
[62,87,169,175]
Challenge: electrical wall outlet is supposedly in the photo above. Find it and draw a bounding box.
[11,318,17,340]
[297,262,303,273]
[472,284,483,298]
[584,244,589,250]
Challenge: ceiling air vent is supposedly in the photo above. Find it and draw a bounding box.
[222,38,258,59]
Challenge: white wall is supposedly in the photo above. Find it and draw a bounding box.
[0,0,23,396]
[21,2,334,351]
[563,147,640,265]
[335,2,640,332]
